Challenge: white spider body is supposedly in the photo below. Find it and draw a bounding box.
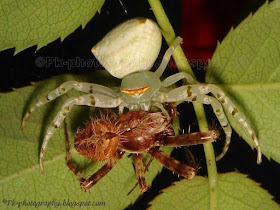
[92,18,162,79]
[22,18,262,172]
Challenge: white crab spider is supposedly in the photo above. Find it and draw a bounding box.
[22,17,262,172]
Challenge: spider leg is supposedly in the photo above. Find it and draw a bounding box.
[119,102,127,115]
[162,72,199,87]
[152,102,170,122]
[22,81,118,129]
[163,102,177,122]
[154,37,183,78]
[157,87,231,160]
[134,154,148,192]
[184,147,198,169]
[148,147,196,179]
[144,155,155,172]
[154,130,219,147]
[39,93,121,172]
[195,95,233,159]
[156,84,261,163]
[206,84,261,163]
[64,122,84,182]
[81,150,124,192]
[127,155,154,195]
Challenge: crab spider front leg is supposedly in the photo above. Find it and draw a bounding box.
[39,93,121,172]
[162,70,261,163]
[196,94,233,157]
[22,81,118,129]
[157,84,261,164]
[202,84,262,163]
[162,72,261,163]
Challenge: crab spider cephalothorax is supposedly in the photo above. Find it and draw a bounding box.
[22,17,262,172]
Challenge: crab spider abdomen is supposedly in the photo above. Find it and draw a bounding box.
[92,18,162,79]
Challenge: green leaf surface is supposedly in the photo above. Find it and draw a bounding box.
[0,71,172,209]
[0,0,105,54]
[206,1,280,163]
[150,172,279,210]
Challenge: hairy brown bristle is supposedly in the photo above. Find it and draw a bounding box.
[74,118,119,161]
[98,108,118,122]
[116,111,174,152]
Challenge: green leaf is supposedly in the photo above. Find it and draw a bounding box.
[150,172,279,209]
[206,1,280,163]
[0,0,105,54]
[0,71,172,209]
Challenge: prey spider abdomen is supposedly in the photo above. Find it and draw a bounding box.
[65,109,220,192]
[75,118,119,161]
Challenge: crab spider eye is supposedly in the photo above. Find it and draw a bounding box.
[92,18,162,79]
[121,86,151,96]
[74,119,119,161]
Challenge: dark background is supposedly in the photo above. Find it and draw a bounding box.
[1,0,279,208]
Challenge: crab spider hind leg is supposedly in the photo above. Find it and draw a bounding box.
[162,72,199,87]
[154,36,183,78]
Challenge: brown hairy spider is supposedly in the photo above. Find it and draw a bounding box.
[64,109,219,192]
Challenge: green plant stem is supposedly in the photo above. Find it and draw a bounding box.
[194,102,218,210]
[148,0,218,209]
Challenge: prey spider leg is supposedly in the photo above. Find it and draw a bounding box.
[134,154,148,192]
[184,147,198,170]
[64,123,84,182]
[148,147,197,179]
[127,155,155,196]
[80,150,124,192]
[154,130,219,147]
[128,127,219,194]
